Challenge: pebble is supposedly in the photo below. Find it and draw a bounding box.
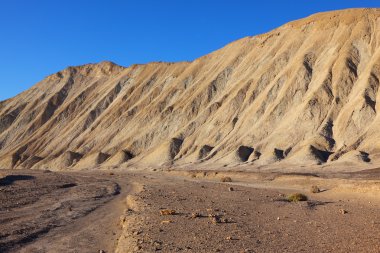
[339,209,348,214]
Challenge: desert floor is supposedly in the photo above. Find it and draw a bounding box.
[1,168,380,253]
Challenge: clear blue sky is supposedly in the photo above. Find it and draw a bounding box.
[1,1,379,101]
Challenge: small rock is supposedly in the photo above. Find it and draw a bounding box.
[191,212,202,219]
[153,240,162,246]
[221,217,229,223]
[339,209,348,214]
[310,185,320,193]
[161,220,174,224]
[211,216,222,224]
[160,209,176,215]
[277,217,280,220]
[133,230,142,236]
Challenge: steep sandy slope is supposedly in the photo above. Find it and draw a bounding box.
[1,8,380,170]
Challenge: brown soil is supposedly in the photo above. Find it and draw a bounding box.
[2,169,380,252]
[0,170,122,253]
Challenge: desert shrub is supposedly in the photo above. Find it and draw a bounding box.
[220,176,232,182]
[287,193,308,202]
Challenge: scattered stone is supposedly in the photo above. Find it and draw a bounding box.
[211,216,222,224]
[221,217,229,223]
[220,176,232,182]
[209,214,230,224]
[133,230,142,236]
[191,212,202,219]
[310,185,320,193]
[339,209,348,214]
[153,240,163,246]
[160,209,176,215]
[161,220,174,224]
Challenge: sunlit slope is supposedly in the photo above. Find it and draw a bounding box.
[1,9,380,170]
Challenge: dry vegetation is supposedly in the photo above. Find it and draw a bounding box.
[287,193,308,202]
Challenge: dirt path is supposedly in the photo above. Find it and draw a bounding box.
[18,173,134,253]
[0,170,126,253]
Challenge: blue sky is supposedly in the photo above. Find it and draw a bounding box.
[1,1,379,101]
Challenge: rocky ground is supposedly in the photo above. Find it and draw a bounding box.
[1,169,380,252]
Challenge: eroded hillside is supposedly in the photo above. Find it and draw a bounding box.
[1,8,380,170]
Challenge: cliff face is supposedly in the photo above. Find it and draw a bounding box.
[2,9,380,170]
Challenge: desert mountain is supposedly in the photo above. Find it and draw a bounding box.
[1,8,380,170]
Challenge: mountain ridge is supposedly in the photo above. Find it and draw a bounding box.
[1,8,380,171]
